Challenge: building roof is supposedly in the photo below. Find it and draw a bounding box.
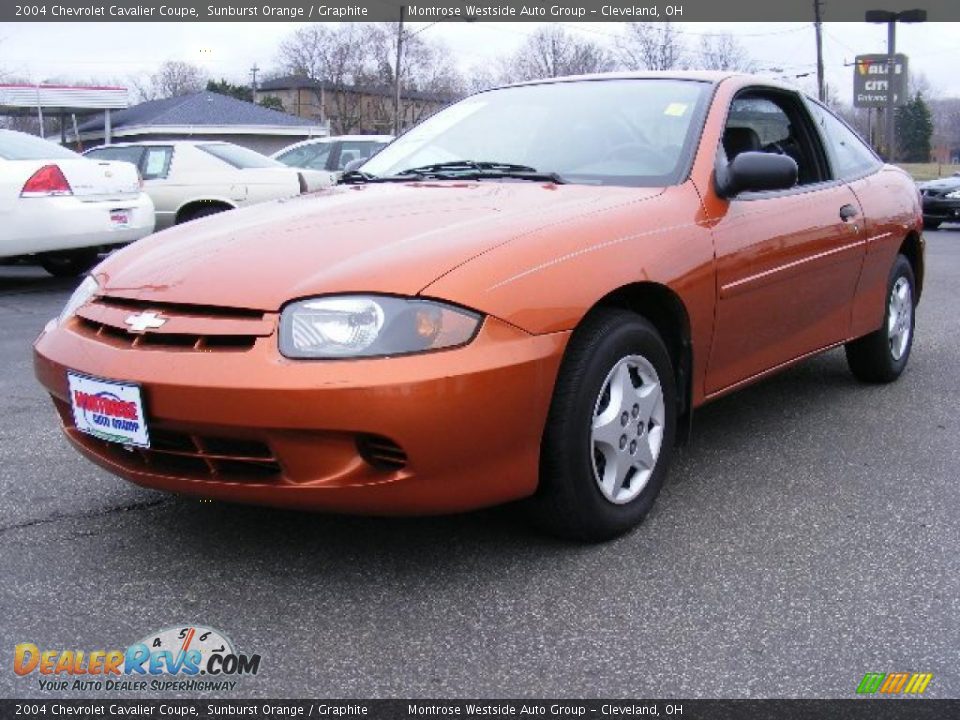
[258,75,456,104]
[76,90,319,134]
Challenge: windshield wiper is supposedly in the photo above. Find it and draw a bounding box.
[395,160,566,184]
[339,161,565,185]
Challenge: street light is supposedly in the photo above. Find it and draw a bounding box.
[865,8,927,162]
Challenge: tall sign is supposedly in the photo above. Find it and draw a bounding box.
[853,54,909,108]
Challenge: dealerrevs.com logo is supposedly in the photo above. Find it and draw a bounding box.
[14,625,261,692]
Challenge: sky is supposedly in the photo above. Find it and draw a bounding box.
[1,21,958,104]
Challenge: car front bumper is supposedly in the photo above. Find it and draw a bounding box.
[34,312,568,515]
[921,196,960,222]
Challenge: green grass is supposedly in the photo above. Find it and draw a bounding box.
[896,163,959,182]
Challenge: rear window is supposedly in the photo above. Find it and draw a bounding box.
[0,130,79,161]
[85,146,145,166]
[198,143,283,169]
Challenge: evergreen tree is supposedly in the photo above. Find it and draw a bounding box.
[896,93,933,162]
[206,79,253,103]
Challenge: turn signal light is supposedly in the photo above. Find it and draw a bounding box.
[21,164,73,197]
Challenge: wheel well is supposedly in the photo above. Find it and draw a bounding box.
[899,232,924,300]
[175,200,234,224]
[594,283,694,444]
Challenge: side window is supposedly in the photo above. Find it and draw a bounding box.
[806,100,881,180]
[722,91,828,186]
[278,143,332,170]
[142,146,173,180]
[335,141,384,170]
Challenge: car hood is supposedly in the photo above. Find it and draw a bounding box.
[94,181,663,311]
[918,176,960,191]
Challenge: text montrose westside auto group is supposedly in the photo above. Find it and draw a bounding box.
[408,4,665,18]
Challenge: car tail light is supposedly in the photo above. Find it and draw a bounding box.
[21,165,73,197]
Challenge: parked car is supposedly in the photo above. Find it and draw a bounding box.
[35,73,923,541]
[272,135,393,176]
[917,172,960,229]
[0,129,154,277]
[84,141,334,231]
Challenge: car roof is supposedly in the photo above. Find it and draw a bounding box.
[493,70,800,94]
[275,135,393,152]
[86,140,233,149]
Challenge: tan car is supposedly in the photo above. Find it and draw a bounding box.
[84,141,334,230]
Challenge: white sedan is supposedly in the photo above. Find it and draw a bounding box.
[84,141,335,231]
[1,130,155,276]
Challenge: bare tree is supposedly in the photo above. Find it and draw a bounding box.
[695,33,755,72]
[276,23,465,132]
[132,61,207,101]
[617,22,686,71]
[503,26,613,82]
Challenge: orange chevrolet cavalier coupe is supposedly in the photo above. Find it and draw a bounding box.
[35,73,923,540]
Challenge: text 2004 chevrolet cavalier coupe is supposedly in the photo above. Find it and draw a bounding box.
[35,73,924,540]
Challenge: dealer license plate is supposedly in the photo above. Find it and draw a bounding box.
[110,209,131,228]
[67,372,150,448]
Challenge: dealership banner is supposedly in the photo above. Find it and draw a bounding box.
[4,700,960,718]
[5,0,960,22]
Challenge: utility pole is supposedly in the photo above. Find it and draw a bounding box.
[884,20,896,161]
[250,63,260,93]
[393,6,405,136]
[814,0,825,102]
[866,9,926,162]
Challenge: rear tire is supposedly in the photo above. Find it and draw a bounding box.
[922,219,940,231]
[529,308,677,542]
[845,254,916,383]
[39,248,100,278]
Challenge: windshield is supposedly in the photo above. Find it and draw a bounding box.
[0,130,79,161]
[362,79,710,187]
[198,143,284,169]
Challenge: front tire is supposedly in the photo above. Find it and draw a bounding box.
[530,309,677,542]
[845,254,916,383]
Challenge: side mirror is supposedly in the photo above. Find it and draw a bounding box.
[343,158,365,173]
[715,151,798,198]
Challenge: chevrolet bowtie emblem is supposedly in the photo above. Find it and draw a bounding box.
[124,311,167,334]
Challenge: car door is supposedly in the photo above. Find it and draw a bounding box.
[705,89,867,394]
[804,99,918,342]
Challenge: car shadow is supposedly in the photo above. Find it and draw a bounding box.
[146,348,865,568]
[0,265,78,295]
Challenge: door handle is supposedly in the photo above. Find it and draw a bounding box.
[839,204,858,222]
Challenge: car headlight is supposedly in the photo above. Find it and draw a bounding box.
[279,295,482,359]
[945,190,960,199]
[58,275,99,324]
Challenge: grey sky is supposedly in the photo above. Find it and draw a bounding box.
[1,21,957,102]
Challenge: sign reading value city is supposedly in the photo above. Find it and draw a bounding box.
[853,54,909,108]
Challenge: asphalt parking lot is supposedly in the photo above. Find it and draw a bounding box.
[1,229,959,700]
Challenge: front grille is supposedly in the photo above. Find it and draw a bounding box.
[75,317,258,351]
[55,397,282,483]
[94,296,264,319]
[72,296,273,352]
[89,429,281,481]
[357,434,408,471]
